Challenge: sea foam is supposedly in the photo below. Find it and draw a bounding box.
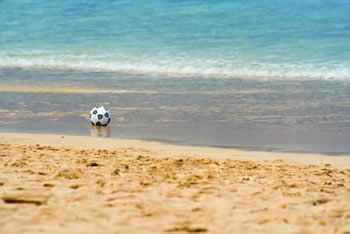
[0,53,349,81]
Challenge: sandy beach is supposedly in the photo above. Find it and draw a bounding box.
[0,132,350,234]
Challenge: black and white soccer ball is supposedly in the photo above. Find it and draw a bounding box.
[89,106,111,126]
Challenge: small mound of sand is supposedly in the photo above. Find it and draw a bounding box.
[56,168,84,180]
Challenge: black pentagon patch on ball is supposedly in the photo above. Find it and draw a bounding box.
[96,121,101,126]
[108,118,111,124]
[98,114,103,120]
[90,121,95,125]
[93,110,97,114]
[104,112,109,118]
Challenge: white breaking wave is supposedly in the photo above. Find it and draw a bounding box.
[0,53,350,81]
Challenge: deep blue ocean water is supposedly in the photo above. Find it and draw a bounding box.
[1,0,350,80]
[1,0,350,154]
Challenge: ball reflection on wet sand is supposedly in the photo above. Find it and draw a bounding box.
[90,126,111,138]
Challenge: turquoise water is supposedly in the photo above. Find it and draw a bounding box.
[1,0,350,80]
[1,0,350,154]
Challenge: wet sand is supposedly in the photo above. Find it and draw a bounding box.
[0,132,350,234]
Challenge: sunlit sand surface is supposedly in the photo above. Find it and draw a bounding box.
[0,133,349,234]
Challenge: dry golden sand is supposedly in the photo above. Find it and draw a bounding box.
[0,133,350,234]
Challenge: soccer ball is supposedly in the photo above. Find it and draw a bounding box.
[89,106,111,126]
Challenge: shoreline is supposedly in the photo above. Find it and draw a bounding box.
[2,128,350,157]
[1,132,349,168]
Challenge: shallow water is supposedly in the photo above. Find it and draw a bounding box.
[1,68,350,155]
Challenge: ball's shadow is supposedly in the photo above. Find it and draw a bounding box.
[90,126,111,138]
